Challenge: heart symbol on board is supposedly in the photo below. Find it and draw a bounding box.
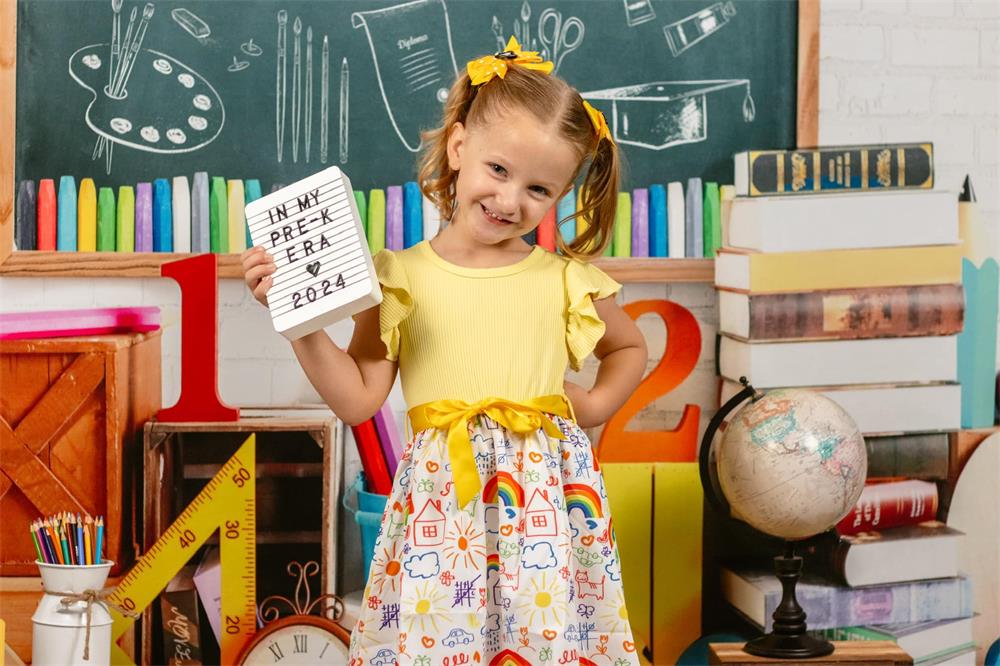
[425,461,439,472]
[562,450,571,460]
[528,452,543,463]
[581,535,594,546]
[623,640,635,652]
[500,525,513,536]
[543,629,557,640]
[306,261,320,276]
[421,636,435,648]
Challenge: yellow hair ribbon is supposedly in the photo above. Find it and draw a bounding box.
[466,36,554,87]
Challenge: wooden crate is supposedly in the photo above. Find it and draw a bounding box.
[140,407,342,665]
[0,332,162,576]
[0,575,135,664]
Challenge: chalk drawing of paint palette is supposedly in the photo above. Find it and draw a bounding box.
[69,43,224,154]
[245,166,382,341]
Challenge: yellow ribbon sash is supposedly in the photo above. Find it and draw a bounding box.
[408,395,572,508]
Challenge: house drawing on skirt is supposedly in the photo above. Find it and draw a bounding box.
[525,488,558,537]
[413,498,446,546]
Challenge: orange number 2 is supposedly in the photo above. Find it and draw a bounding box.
[596,299,701,463]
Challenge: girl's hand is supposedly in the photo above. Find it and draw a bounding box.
[241,246,276,307]
[564,380,608,429]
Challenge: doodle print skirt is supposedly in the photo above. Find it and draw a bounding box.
[348,414,640,666]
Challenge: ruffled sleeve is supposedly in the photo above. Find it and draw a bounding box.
[565,259,622,371]
[373,249,412,362]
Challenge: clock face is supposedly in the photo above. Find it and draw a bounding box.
[239,616,352,665]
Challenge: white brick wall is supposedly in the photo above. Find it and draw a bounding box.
[2,0,997,432]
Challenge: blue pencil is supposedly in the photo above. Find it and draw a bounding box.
[95,517,104,565]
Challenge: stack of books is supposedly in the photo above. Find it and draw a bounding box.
[715,142,964,436]
[720,479,976,665]
[715,143,976,665]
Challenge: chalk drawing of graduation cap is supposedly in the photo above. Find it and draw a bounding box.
[581,79,755,151]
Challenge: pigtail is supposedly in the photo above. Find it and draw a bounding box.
[417,72,478,224]
[558,136,620,260]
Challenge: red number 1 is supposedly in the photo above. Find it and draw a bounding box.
[157,254,240,422]
[596,299,701,463]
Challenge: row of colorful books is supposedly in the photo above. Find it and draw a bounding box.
[714,142,963,436]
[14,174,738,259]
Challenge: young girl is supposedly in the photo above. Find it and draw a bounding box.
[242,37,647,665]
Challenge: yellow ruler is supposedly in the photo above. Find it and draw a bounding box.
[108,434,257,665]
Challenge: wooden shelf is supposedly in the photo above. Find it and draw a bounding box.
[0,251,715,282]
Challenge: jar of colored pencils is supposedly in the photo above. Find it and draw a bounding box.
[32,559,116,665]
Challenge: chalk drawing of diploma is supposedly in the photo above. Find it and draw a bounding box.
[581,79,755,151]
[352,0,458,153]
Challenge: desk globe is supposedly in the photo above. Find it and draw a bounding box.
[700,379,867,659]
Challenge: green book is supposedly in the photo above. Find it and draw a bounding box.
[96,187,116,251]
[612,192,630,257]
[368,189,386,254]
[209,176,229,254]
[703,181,721,256]
[116,186,134,252]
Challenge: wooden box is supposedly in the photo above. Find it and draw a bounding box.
[0,332,162,576]
[141,407,342,665]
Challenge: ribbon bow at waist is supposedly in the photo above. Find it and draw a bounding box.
[408,394,573,508]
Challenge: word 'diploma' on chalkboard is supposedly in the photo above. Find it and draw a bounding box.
[246,166,381,340]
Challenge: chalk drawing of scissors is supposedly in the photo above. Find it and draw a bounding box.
[538,8,584,73]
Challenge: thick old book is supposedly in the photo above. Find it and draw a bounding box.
[715,245,962,293]
[812,617,973,664]
[728,189,957,253]
[836,479,939,536]
[865,432,951,480]
[718,335,958,388]
[724,518,963,589]
[721,567,972,632]
[734,143,934,196]
[718,284,964,342]
[719,380,961,434]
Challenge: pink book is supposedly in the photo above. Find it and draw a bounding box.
[0,307,160,340]
[373,402,403,475]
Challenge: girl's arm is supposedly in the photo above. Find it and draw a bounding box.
[564,296,647,428]
[289,305,398,425]
[243,246,396,425]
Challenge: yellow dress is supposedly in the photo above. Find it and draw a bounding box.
[349,240,640,666]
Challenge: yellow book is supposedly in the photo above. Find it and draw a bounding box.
[227,180,246,252]
[77,178,97,252]
[715,244,961,293]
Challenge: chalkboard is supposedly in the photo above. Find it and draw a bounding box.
[15,0,803,194]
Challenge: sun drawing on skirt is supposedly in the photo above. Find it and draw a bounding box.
[517,570,568,627]
[370,540,404,595]
[401,580,451,634]
[442,515,487,570]
[596,586,631,634]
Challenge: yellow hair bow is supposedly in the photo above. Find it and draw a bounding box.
[466,36,554,87]
[583,100,613,146]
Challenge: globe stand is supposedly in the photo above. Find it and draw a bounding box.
[743,542,834,659]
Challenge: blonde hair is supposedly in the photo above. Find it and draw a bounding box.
[417,65,620,259]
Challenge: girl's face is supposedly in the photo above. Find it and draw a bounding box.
[446,108,581,248]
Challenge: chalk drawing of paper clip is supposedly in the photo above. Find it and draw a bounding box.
[352,0,458,153]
